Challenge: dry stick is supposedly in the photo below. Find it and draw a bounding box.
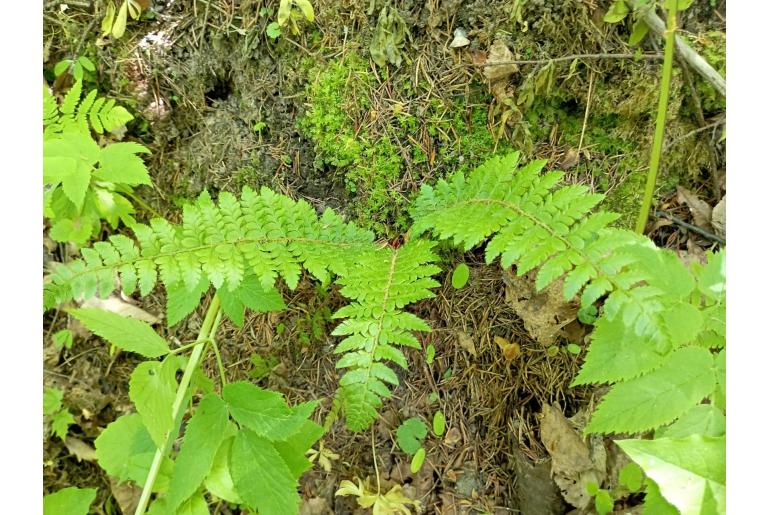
[577,70,595,156]
[655,210,725,245]
[626,0,725,97]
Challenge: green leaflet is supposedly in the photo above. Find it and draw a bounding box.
[43,387,63,415]
[587,347,715,434]
[618,436,726,515]
[204,436,242,504]
[43,487,97,515]
[218,274,287,327]
[129,359,178,448]
[396,417,428,455]
[94,413,173,491]
[69,308,169,358]
[176,493,209,515]
[451,263,470,289]
[223,381,318,441]
[273,419,325,478]
[656,404,725,439]
[231,429,301,515]
[165,395,230,512]
[643,479,680,514]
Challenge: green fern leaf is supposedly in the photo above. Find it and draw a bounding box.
[586,346,715,434]
[332,240,440,431]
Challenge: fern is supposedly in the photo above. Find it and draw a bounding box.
[44,81,133,136]
[43,82,148,245]
[45,186,374,314]
[411,151,726,432]
[332,240,440,431]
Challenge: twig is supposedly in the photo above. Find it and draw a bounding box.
[655,210,725,245]
[663,118,725,151]
[469,53,663,68]
[626,0,726,97]
[577,71,594,155]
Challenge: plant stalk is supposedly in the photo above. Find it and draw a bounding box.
[635,2,679,234]
[134,294,223,515]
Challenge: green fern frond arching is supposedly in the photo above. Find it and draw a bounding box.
[44,82,133,136]
[332,239,440,431]
[45,187,375,316]
[411,152,726,436]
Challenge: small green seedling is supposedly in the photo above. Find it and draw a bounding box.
[433,410,446,436]
[43,387,75,440]
[396,417,427,455]
[54,56,95,82]
[276,0,314,35]
[52,329,74,349]
[451,263,469,289]
[425,343,435,364]
[102,0,147,40]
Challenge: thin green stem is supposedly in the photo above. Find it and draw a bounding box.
[635,2,678,234]
[206,311,228,389]
[134,295,223,515]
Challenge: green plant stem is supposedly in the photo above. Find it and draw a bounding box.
[134,294,223,515]
[635,2,678,234]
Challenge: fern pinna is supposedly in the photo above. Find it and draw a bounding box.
[411,152,725,512]
[45,186,439,432]
[332,240,440,431]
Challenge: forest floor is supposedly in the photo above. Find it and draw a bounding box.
[43,1,726,513]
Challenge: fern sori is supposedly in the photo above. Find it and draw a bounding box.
[43,82,148,244]
[45,187,374,321]
[411,152,725,431]
[332,239,440,431]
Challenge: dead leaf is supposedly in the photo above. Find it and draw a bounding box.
[443,427,462,448]
[503,269,577,346]
[300,497,333,515]
[109,476,142,515]
[676,186,712,230]
[483,40,518,81]
[456,331,477,357]
[559,148,580,170]
[64,436,96,462]
[540,404,606,509]
[494,336,521,361]
[80,295,160,324]
[711,196,725,239]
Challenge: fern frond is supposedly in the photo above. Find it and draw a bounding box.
[332,240,440,431]
[412,152,725,435]
[43,81,134,136]
[44,187,375,316]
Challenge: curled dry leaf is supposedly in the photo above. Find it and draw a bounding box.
[64,436,97,462]
[676,186,712,230]
[456,331,477,357]
[540,403,606,509]
[494,336,521,361]
[79,295,160,324]
[711,196,725,239]
[443,427,462,447]
[450,28,470,48]
[483,40,519,81]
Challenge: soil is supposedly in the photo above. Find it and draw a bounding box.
[43,0,726,513]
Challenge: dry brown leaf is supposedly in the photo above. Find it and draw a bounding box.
[559,148,580,170]
[108,476,142,515]
[494,336,521,361]
[64,436,96,462]
[503,269,577,346]
[676,186,713,230]
[711,196,726,239]
[540,404,606,509]
[300,497,333,515]
[483,40,518,81]
[443,427,462,448]
[456,331,477,357]
[79,295,160,324]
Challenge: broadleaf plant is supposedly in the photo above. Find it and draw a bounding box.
[410,151,726,513]
[43,81,149,245]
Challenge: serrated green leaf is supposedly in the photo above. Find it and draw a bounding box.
[95,414,173,490]
[396,417,428,455]
[44,387,64,415]
[94,142,151,185]
[53,329,74,349]
[176,492,209,515]
[661,302,703,346]
[618,435,725,515]
[451,263,470,288]
[223,381,311,440]
[697,250,725,301]
[51,409,75,439]
[165,394,230,511]
[129,360,177,448]
[272,418,325,479]
[43,487,97,515]
[643,479,680,514]
[619,462,643,492]
[586,347,715,434]
[231,429,300,515]
[656,404,725,439]
[69,308,169,357]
